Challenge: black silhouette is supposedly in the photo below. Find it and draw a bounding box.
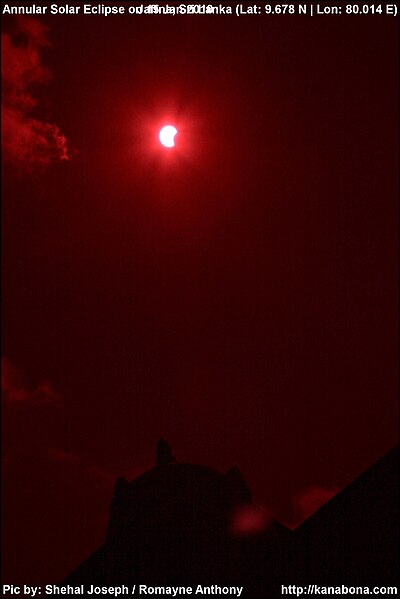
[156,437,176,466]
[63,443,399,596]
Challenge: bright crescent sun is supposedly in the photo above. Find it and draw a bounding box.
[159,125,177,148]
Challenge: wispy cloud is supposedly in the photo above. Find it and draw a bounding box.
[292,484,340,526]
[2,17,70,171]
[47,447,81,464]
[47,447,114,484]
[2,356,62,408]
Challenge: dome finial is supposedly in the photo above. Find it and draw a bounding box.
[156,438,176,466]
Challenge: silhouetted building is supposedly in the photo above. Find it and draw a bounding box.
[64,442,399,596]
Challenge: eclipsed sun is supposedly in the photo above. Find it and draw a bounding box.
[159,125,177,148]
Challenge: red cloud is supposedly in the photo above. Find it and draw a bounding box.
[292,484,340,526]
[1,356,62,408]
[47,447,114,483]
[230,504,272,537]
[2,17,70,171]
[47,448,81,464]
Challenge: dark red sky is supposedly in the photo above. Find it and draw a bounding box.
[2,6,398,586]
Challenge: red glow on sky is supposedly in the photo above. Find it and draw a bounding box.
[230,504,271,537]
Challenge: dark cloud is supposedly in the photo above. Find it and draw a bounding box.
[2,17,70,171]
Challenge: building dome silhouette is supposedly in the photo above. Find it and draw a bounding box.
[63,443,398,595]
[104,440,252,584]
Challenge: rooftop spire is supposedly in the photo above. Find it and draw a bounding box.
[156,437,176,466]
